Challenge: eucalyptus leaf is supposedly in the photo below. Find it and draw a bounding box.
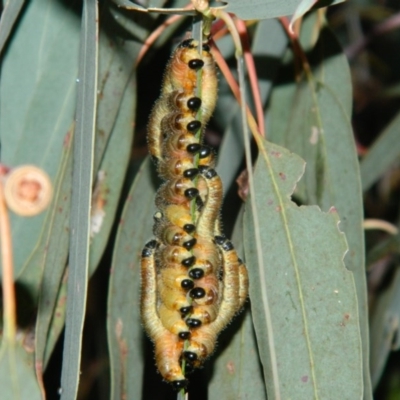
[34,140,72,376]
[107,158,156,400]
[0,0,80,279]
[0,0,26,55]
[0,344,42,400]
[290,0,346,27]
[225,0,344,20]
[267,25,371,397]
[244,139,362,399]
[370,267,400,389]
[60,1,98,398]
[86,5,143,276]
[360,110,400,192]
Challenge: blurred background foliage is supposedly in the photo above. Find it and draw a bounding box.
[0,0,400,399]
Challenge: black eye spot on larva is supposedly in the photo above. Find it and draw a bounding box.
[186,318,202,328]
[214,235,234,251]
[180,305,193,316]
[187,97,202,111]
[141,247,152,258]
[199,166,217,179]
[214,235,225,245]
[223,241,234,251]
[187,120,201,133]
[147,239,158,248]
[141,240,158,257]
[186,143,201,153]
[181,279,195,290]
[188,59,204,70]
[199,146,211,158]
[202,43,210,52]
[184,188,199,199]
[184,351,198,362]
[183,168,199,179]
[172,379,189,391]
[189,268,204,279]
[182,256,196,267]
[178,331,191,340]
[183,238,197,250]
[183,224,196,233]
[189,287,206,299]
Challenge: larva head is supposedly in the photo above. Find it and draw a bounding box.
[169,91,202,114]
[162,42,201,94]
[171,379,189,391]
[157,280,192,311]
[158,245,192,265]
[188,304,217,325]
[158,156,198,181]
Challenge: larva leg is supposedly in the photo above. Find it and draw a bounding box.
[140,240,188,388]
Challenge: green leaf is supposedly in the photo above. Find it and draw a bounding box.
[290,0,346,28]
[267,25,371,397]
[370,266,400,389]
[107,158,156,400]
[60,2,98,399]
[225,0,300,20]
[360,110,400,192]
[89,71,136,274]
[43,271,68,367]
[34,141,72,375]
[34,5,141,377]
[0,0,80,280]
[225,0,344,20]
[0,0,26,55]
[0,344,42,400]
[244,139,363,399]
[89,28,140,273]
[208,309,267,399]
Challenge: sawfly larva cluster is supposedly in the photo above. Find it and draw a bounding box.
[141,38,248,390]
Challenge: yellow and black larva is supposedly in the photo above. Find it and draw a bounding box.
[141,38,249,390]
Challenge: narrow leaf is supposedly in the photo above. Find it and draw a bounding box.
[370,266,400,389]
[107,158,156,400]
[360,110,400,192]
[0,0,25,55]
[60,2,98,398]
[225,0,344,21]
[244,139,363,398]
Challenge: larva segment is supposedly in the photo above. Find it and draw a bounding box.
[195,166,223,241]
[147,39,217,163]
[140,240,187,386]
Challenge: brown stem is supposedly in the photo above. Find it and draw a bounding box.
[0,177,17,343]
